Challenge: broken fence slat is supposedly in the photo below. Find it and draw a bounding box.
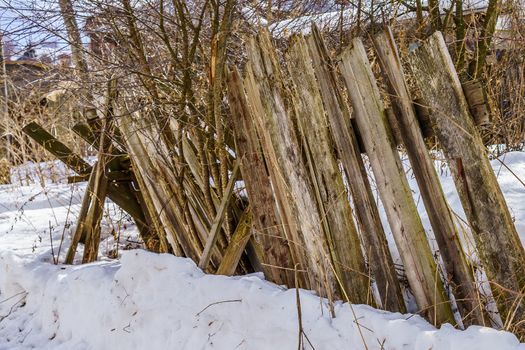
[339,37,454,325]
[198,159,241,271]
[373,28,484,327]
[216,207,253,276]
[245,30,336,299]
[22,121,92,175]
[226,66,295,287]
[307,24,406,312]
[287,35,370,304]
[409,31,525,330]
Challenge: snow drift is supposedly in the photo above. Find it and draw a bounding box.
[1,250,524,350]
[1,152,525,349]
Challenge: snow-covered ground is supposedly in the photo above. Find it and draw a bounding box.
[0,153,525,349]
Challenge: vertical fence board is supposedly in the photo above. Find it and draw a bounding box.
[244,31,336,301]
[287,36,369,304]
[226,67,295,286]
[339,38,454,324]
[244,63,311,290]
[373,28,484,326]
[307,26,406,312]
[409,32,525,331]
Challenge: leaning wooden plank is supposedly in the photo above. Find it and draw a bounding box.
[118,113,186,258]
[339,38,454,325]
[287,36,369,304]
[182,135,239,266]
[22,121,92,175]
[123,112,223,265]
[198,159,241,270]
[64,166,97,264]
[82,113,114,263]
[216,207,253,276]
[119,110,211,264]
[373,28,484,326]
[72,122,129,171]
[182,136,205,189]
[226,66,295,287]
[129,170,169,253]
[245,30,335,302]
[81,157,110,263]
[307,25,405,312]
[409,31,525,330]
[181,136,221,210]
[244,66,311,288]
[24,122,158,252]
[72,122,98,147]
[156,158,212,260]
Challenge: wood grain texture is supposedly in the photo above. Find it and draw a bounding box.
[226,67,295,286]
[244,30,336,301]
[339,37,454,325]
[373,28,484,327]
[287,35,370,304]
[410,31,525,332]
[307,26,406,312]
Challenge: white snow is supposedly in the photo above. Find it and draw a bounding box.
[267,0,513,38]
[0,152,525,349]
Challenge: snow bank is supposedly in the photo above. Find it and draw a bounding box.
[1,152,525,349]
[1,249,523,350]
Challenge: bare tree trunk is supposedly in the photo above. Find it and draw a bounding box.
[0,33,11,169]
[469,0,501,78]
[58,0,92,109]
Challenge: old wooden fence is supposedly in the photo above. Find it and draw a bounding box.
[22,26,525,335]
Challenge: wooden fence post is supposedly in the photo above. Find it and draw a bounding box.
[65,167,97,264]
[287,36,370,304]
[307,26,406,312]
[409,31,525,332]
[339,37,454,325]
[373,27,484,327]
[244,30,336,303]
[226,67,295,287]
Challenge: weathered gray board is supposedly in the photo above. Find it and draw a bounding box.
[410,31,525,331]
